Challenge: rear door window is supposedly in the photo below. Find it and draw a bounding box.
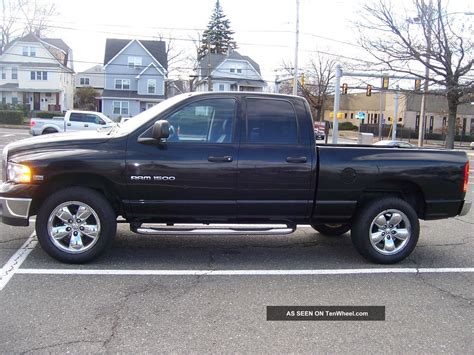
[245,98,298,144]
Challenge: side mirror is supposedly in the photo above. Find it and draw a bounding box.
[138,120,171,145]
[152,120,170,140]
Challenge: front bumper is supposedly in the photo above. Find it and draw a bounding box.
[0,197,32,226]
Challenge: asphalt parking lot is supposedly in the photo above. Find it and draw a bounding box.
[0,127,473,353]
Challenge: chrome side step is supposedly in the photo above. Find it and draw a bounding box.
[130,223,296,236]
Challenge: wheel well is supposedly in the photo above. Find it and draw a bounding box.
[30,173,124,217]
[357,180,426,219]
[42,127,58,133]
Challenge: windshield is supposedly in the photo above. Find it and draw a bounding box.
[114,93,194,135]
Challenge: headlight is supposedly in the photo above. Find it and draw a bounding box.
[7,163,31,184]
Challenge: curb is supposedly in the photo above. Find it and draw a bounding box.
[0,124,29,130]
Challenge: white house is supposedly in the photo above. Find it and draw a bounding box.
[195,50,266,92]
[75,64,105,111]
[75,64,104,90]
[0,33,74,112]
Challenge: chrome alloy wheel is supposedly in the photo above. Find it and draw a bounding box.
[369,209,411,255]
[47,201,101,254]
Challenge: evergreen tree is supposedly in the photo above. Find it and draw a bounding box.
[198,0,237,60]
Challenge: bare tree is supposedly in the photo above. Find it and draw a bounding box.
[0,0,57,54]
[20,0,57,37]
[305,55,337,121]
[157,32,187,77]
[280,55,337,121]
[1,0,22,53]
[357,0,473,149]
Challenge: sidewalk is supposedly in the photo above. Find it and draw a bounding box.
[337,130,472,150]
[0,124,29,130]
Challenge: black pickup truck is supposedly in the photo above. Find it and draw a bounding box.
[0,92,470,264]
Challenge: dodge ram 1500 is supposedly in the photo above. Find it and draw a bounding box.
[1,92,470,264]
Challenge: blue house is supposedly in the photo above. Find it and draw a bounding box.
[101,38,167,120]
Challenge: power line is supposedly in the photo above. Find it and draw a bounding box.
[5,18,376,66]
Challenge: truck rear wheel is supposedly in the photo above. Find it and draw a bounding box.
[42,128,58,134]
[351,197,419,264]
[311,223,351,236]
[35,187,117,263]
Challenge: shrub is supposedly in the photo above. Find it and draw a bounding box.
[339,121,358,131]
[35,111,63,118]
[0,110,23,124]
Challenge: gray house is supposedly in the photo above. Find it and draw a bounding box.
[101,38,167,120]
[195,51,266,92]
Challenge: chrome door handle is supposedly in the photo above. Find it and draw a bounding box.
[208,156,233,163]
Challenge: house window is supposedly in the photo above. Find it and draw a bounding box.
[80,77,90,85]
[0,67,5,80]
[147,79,156,94]
[115,79,130,90]
[12,97,18,105]
[146,103,155,110]
[113,101,129,115]
[230,68,235,73]
[22,46,36,57]
[30,71,47,80]
[128,56,142,68]
[219,84,225,91]
[11,68,18,80]
[350,113,354,119]
[237,68,242,73]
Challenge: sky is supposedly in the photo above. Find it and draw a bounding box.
[50,0,472,86]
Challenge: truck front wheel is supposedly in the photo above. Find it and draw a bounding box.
[35,187,117,263]
[351,197,419,264]
[311,223,351,236]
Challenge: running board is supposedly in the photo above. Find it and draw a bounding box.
[130,223,296,236]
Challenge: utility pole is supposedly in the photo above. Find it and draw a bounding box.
[378,70,385,141]
[332,64,342,144]
[207,39,212,91]
[392,85,399,140]
[418,0,433,147]
[293,0,300,96]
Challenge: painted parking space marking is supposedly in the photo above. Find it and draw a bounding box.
[0,232,37,291]
[14,267,474,277]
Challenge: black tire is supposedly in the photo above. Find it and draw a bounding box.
[351,197,419,264]
[311,223,351,236]
[42,128,58,134]
[35,187,117,263]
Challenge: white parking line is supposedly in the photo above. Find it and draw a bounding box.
[14,267,474,276]
[0,232,37,291]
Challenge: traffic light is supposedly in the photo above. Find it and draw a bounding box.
[415,79,421,91]
[366,84,372,96]
[382,76,389,90]
[341,83,348,94]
